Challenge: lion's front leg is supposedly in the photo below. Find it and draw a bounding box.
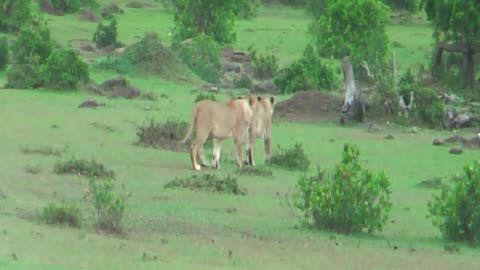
[212,138,223,170]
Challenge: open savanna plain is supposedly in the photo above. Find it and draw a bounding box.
[0,1,479,269]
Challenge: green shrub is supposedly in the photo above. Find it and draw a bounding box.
[136,119,190,151]
[171,0,237,44]
[238,165,273,177]
[6,64,43,89]
[51,0,82,13]
[0,0,32,32]
[412,87,444,128]
[383,0,418,13]
[42,48,89,90]
[92,18,119,49]
[94,55,134,74]
[174,35,221,83]
[248,46,279,79]
[41,202,82,227]
[295,144,392,234]
[89,177,126,233]
[53,158,115,179]
[195,93,217,102]
[269,143,310,171]
[234,0,261,19]
[234,73,253,89]
[0,36,8,71]
[428,160,480,244]
[274,45,338,94]
[165,173,247,195]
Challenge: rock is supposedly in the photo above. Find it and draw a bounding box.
[432,138,444,146]
[368,123,381,133]
[410,127,418,134]
[252,80,280,95]
[222,62,241,73]
[97,77,141,99]
[449,146,463,155]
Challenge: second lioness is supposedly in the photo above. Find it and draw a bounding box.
[181,95,257,171]
[245,96,275,166]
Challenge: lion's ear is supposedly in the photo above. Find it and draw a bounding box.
[270,96,275,105]
[249,95,256,106]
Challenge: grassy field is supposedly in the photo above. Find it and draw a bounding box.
[0,1,479,269]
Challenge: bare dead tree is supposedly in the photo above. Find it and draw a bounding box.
[340,56,364,122]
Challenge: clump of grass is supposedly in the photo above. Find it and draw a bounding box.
[238,165,273,177]
[165,174,247,195]
[140,91,158,101]
[269,143,310,171]
[25,165,41,174]
[21,145,66,157]
[195,93,217,102]
[53,158,115,179]
[136,119,190,151]
[41,202,82,228]
[89,177,127,233]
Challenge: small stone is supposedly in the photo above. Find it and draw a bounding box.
[432,138,444,146]
[449,146,463,155]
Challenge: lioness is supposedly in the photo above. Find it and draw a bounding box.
[245,96,275,166]
[181,95,257,171]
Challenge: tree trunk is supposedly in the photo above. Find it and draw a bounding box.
[340,56,363,122]
[433,42,476,88]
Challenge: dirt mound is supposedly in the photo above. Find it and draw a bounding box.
[101,2,124,18]
[78,99,106,108]
[88,77,141,99]
[122,33,197,82]
[79,8,100,22]
[252,80,280,95]
[126,1,155,8]
[274,90,343,122]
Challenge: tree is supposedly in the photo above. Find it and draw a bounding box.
[420,0,480,88]
[0,0,32,32]
[309,0,390,72]
[383,0,418,13]
[171,0,238,44]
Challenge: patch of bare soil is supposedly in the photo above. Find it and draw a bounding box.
[78,99,106,108]
[273,90,344,122]
[79,8,100,22]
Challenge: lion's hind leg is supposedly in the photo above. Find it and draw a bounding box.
[212,138,223,170]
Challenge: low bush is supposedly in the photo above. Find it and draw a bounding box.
[135,119,190,151]
[234,73,253,89]
[295,144,392,234]
[0,0,32,32]
[411,87,444,128]
[195,93,217,102]
[89,177,126,233]
[41,201,82,227]
[50,0,99,13]
[165,173,247,195]
[42,48,89,90]
[21,145,65,157]
[93,55,134,74]
[428,160,480,244]
[174,35,221,83]
[238,165,273,177]
[248,46,279,79]
[274,45,338,94]
[53,158,115,179]
[269,143,310,171]
[92,17,119,49]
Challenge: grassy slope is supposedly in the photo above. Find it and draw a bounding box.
[0,1,478,269]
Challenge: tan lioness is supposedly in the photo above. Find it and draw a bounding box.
[245,96,275,166]
[181,95,257,171]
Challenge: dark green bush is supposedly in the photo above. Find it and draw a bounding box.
[383,0,418,13]
[94,55,134,74]
[248,46,279,79]
[6,64,43,89]
[269,143,310,171]
[51,0,82,13]
[89,177,127,233]
[234,0,261,19]
[0,36,8,71]
[274,45,338,94]
[136,119,191,151]
[195,93,217,102]
[92,18,119,49]
[53,158,115,179]
[412,87,444,128]
[295,144,392,234]
[165,173,247,195]
[41,202,82,227]
[42,48,89,90]
[234,73,253,89]
[0,0,32,32]
[174,35,221,83]
[428,160,480,244]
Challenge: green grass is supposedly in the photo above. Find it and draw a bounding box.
[1,2,479,270]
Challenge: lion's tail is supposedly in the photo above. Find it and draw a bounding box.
[180,107,197,144]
